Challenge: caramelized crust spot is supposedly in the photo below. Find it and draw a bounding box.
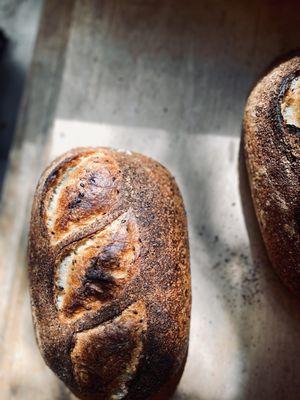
[71,302,147,399]
[55,210,140,319]
[45,151,121,244]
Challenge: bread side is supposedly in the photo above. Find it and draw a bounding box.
[243,56,300,294]
[28,147,191,400]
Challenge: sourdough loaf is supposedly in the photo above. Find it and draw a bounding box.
[28,147,191,400]
[244,55,300,294]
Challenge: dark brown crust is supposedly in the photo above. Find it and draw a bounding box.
[28,147,191,400]
[243,56,300,294]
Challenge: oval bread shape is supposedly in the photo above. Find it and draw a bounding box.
[243,56,300,294]
[28,147,191,400]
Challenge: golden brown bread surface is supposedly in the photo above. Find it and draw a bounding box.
[244,55,300,294]
[28,147,191,400]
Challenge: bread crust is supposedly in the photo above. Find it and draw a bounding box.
[28,147,190,400]
[243,56,300,294]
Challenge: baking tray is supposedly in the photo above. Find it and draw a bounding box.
[1,1,300,399]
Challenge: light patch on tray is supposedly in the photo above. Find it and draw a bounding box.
[281,76,300,128]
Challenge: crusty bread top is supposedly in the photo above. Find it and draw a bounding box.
[28,147,190,400]
[244,55,300,294]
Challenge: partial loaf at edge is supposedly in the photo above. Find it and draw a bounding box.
[28,147,191,400]
[244,55,300,294]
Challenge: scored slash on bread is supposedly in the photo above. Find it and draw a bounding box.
[55,209,141,320]
[44,151,122,245]
[28,147,191,400]
[243,55,300,294]
[71,302,147,400]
